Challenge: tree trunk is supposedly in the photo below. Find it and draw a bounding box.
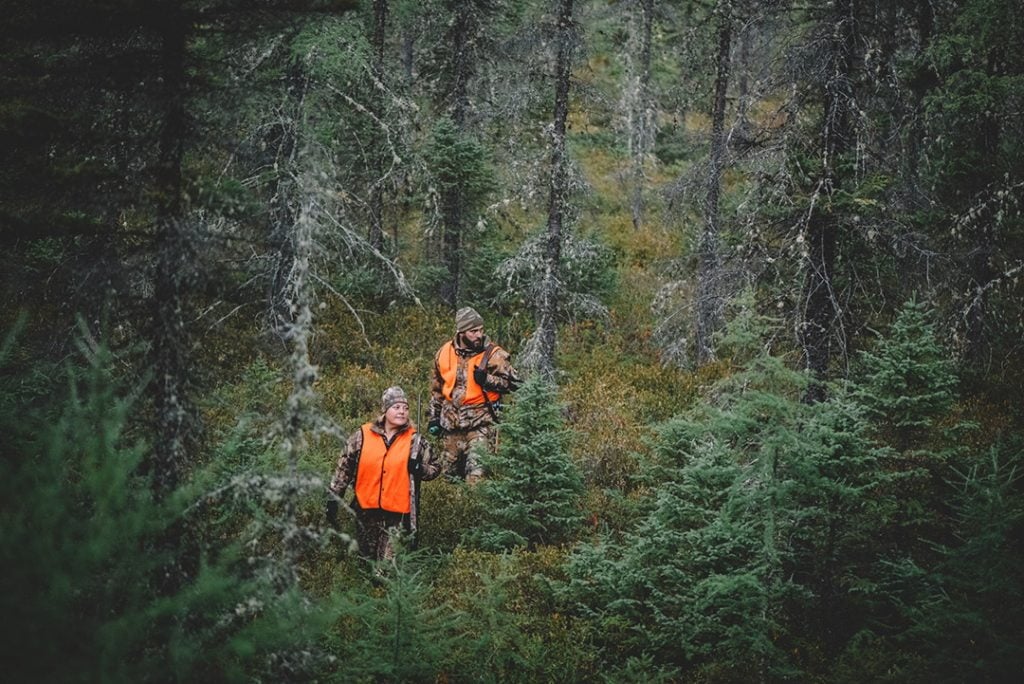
[268,58,305,340]
[903,0,936,186]
[535,0,575,379]
[368,0,388,251]
[735,19,752,136]
[151,1,193,495]
[800,0,855,403]
[629,0,654,230]
[696,11,732,365]
[401,28,415,82]
[439,1,475,307]
[963,56,1002,367]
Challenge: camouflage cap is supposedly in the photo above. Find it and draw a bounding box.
[455,306,484,333]
[381,386,409,412]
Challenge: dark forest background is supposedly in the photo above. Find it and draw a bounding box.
[2,0,1023,681]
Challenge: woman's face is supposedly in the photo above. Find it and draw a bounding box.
[384,401,409,430]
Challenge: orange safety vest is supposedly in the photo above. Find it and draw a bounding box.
[436,341,502,406]
[354,424,413,514]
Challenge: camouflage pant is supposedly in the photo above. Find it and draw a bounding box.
[354,509,409,563]
[441,424,495,481]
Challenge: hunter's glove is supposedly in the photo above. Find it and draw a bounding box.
[325,499,340,527]
[473,365,488,387]
[428,418,442,436]
[408,456,423,478]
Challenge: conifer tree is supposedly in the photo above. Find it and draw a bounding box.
[0,333,340,682]
[879,445,1024,682]
[465,375,584,550]
[561,295,893,679]
[325,551,459,681]
[855,297,958,452]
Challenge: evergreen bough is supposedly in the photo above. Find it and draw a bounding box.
[855,297,958,451]
[560,296,895,680]
[0,332,341,682]
[465,376,584,550]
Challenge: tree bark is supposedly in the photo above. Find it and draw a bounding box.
[438,1,476,307]
[151,0,193,495]
[535,0,575,379]
[268,58,305,340]
[629,0,654,230]
[963,49,1003,367]
[368,0,388,251]
[800,0,856,403]
[696,10,732,365]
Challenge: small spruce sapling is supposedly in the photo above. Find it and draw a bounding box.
[464,375,584,550]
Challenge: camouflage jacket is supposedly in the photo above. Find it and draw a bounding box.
[428,335,521,432]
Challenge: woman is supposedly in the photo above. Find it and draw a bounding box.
[326,386,439,562]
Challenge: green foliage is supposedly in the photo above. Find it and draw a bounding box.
[878,444,1024,682]
[465,376,585,550]
[325,551,459,683]
[497,229,617,323]
[855,297,959,450]
[416,477,489,552]
[0,337,343,682]
[559,307,895,680]
[424,116,496,209]
[430,547,598,683]
[459,226,521,314]
[3,2,1024,681]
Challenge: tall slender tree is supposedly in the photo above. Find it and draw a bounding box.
[430,0,490,306]
[695,0,734,365]
[533,0,576,379]
[798,0,858,402]
[150,0,196,494]
[625,0,656,231]
[918,0,1024,369]
[367,0,389,251]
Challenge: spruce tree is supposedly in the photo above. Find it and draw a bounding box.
[0,335,341,682]
[855,297,958,452]
[560,296,894,680]
[465,375,584,550]
[879,445,1024,682]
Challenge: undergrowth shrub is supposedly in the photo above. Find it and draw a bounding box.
[324,550,459,683]
[557,299,896,681]
[465,376,584,550]
[431,547,597,683]
[416,476,488,553]
[0,333,341,682]
[869,443,1024,682]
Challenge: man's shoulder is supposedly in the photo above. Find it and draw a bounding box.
[434,339,453,364]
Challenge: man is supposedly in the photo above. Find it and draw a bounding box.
[428,306,520,484]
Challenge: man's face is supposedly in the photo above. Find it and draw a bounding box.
[462,325,485,350]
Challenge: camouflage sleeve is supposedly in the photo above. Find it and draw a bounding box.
[484,345,521,394]
[416,434,441,482]
[428,348,445,420]
[329,428,362,496]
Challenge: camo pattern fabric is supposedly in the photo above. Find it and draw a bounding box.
[440,423,496,480]
[428,335,520,433]
[353,507,408,563]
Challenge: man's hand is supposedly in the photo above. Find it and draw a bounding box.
[428,418,443,436]
[326,499,340,527]
[473,365,488,387]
